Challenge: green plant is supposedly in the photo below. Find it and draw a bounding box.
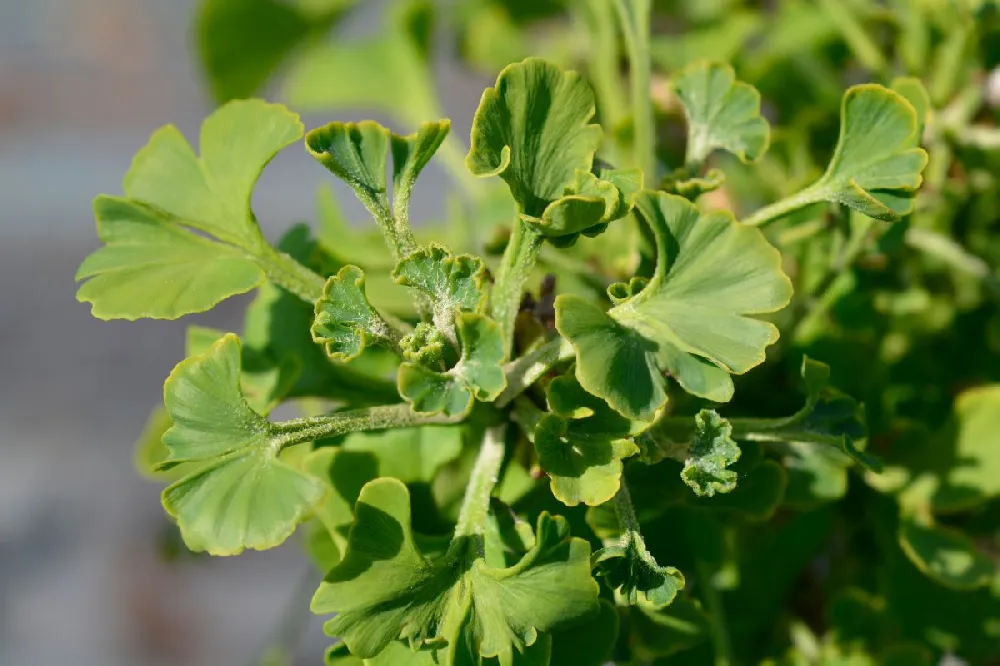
[78,0,1000,664]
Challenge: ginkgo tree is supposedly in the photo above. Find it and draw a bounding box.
[74,0,970,662]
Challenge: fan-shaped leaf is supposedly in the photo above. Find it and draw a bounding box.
[681,410,741,498]
[311,478,599,663]
[671,60,769,164]
[311,266,401,362]
[899,517,995,590]
[556,191,792,419]
[593,530,686,609]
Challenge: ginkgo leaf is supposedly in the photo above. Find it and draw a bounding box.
[391,121,452,220]
[729,356,879,472]
[311,478,599,663]
[671,60,770,164]
[681,410,741,498]
[556,191,792,420]
[311,266,401,362]
[398,313,507,417]
[76,197,264,320]
[159,334,325,555]
[76,100,304,319]
[530,372,648,506]
[125,99,302,248]
[392,244,488,324]
[593,529,686,609]
[801,85,928,220]
[898,517,995,590]
[466,58,634,241]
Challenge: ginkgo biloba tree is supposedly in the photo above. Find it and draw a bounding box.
[75,0,1000,664]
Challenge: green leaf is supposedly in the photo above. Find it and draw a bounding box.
[898,517,995,590]
[556,191,792,419]
[466,58,633,241]
[311,266,400,362]
[196,0,352,103]
[124,99,302,248]
[593,528,686,608]
[805,85,929,220]
[159,334,325,555]
[398,313,507,417]
[76,197,265,320]
[311,478,599,663]
[729,357,879,472]
[391,120,452,220]
[531,372,647,506]
[467,58,601,217]
[671,60,770,165]
[342,425,464,485]
[306,121,390,207]
[392,244,488,321]
[681,410,741,498]
[931,385,1000,511]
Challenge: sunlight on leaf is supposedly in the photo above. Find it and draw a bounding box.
[556,191,792,419]
[311,266,400,362]
[671,60,770,165]
[899,517,995,590]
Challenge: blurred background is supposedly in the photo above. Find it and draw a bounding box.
[0,1,477,664]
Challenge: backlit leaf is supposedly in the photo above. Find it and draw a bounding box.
[159,334,325,555]
[671,60,770,164]
[556,191,792,419]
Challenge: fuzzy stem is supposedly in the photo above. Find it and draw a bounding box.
[613,0,654,180]
[255,244,326,303]
[612,478,641,535]
[270,404,457,451]
[491,220,544,356]
[454,424,508,539]
[496,337,575,408]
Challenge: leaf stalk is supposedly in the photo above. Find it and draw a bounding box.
[454,424,508,539]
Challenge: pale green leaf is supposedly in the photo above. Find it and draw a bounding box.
[124,99,303,248]
[556,191,792,420]
[76,196,264,320]
[391,120,451,220]
[311,266,400,362]
[899,517,995,590]
[681,409,741,498]
[398,313,506,417]
[392,245,487,318]
[931,384,1000,511]
[306,121,390,207]
[671,60,770,165]
[311,478,599,663]
[807,85,929,220]
[160,334,325,555]
[342,425,463,484]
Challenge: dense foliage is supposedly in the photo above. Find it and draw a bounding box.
[77,0,1000,664]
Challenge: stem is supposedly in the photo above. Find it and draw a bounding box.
[269,404,458,450]
[491,220,544,356]
[256,244,326,303]
[699,562,734,666]
[454,424,508,539]
[579,0,628,135]
[612,480,640,536]
[740,186,825,228]
[496,337,575,408]
[613,0,655,180]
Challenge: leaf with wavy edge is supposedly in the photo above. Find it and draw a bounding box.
[671,60,770,165]
[76,100,302,319]
[466,58,635,241]
[311,478,599,664]
[398,313,507,417]
[681,409,741,498]
[159,334,325,555]
[556,191,792,420]
[593,529,686,609]
[311,266,400,362]
[393,244,487,331]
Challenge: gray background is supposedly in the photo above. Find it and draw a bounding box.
[0,1,483,663]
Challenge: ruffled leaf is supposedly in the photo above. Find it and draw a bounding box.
[400,322,448,368]
[311,266,401,362]
[556,191,792,420]
[311,478,599,664]
[393,244,487,317]
[805,85,929,220]
[681,409,741,498]
[593,529,686,609]
[671,60,769,164]
[159,334,325,555]
[76,100,302,319]
[398,313,507,416]
[306,120,390,206]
